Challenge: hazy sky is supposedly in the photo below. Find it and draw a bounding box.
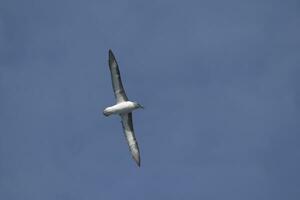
[1,0,300,199]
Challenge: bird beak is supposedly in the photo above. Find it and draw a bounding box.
[139,104,144,109]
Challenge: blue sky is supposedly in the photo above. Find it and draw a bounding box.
[1,0,300,199]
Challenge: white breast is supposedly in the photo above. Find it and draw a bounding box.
[104,101,136,115]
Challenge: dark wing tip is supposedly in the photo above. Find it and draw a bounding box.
[135,156,141,167]
[108,49,114,58]
[132,148,141,167]
[108,49,117,65]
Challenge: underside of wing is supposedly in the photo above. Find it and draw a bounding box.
[121,113,140,167]
[108,50,128,103]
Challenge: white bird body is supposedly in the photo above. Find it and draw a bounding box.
[103,101,138,116]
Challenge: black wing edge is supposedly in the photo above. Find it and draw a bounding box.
[108,49,128,102]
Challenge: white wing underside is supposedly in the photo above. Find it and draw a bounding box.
[121,113,140,167]
[108,50,128,103]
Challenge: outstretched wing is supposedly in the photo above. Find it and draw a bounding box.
[108,50,128,103]
[121,113,141,167]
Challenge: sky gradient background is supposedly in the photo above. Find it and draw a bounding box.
[1,0,300,199]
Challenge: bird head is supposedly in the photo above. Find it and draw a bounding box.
[134,102,144,109]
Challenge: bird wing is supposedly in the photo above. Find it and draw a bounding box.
[108,50,128,103]
[121,112,140,167]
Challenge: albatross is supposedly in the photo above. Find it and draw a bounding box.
[103,49,143,167]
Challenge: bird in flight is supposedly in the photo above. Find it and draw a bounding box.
[103,49,143,167]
